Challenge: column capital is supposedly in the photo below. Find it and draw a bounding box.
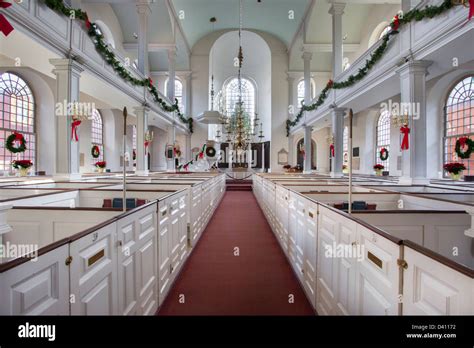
[133,106,151,115]
[328,2,346,16]
[331,107,347,117]
[136,0,152,15]
[50,58,84,75]
[396,60,432,76]
[302,51,313,61]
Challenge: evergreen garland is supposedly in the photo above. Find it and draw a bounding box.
[286,0,455,136]
[44,0,193,133]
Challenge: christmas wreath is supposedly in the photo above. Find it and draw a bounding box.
[6,132,27,153]
[91,145,100,158]
[379,147,389,161]
[455,137,474,159]
[206,146,216,158]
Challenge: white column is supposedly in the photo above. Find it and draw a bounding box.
[50,58,83,178]
[329,3,345,78]
[303,125,313,174]
[302,52,313,104]
[136,1,151,76]
[167,124,176,172]
[396,60,431,185]
[185,73,192,115]
[167,48,177,102]
[302,52,313,174]
[287,75,295,166]
[185,134,191,162]
[331,107,346,177]
[134,106,149,175]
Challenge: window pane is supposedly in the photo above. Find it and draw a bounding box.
[376,111,390,171]
[91,109,104,162]
[0,73,35,172]
[444,76,474,176]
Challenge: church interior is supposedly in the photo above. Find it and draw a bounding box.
[0,0,473,324]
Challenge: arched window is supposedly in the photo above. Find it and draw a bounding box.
[297,79,315,107]
[132,125,137,166]
[376,111,391,171]
[165,78,183,111]
[91,109,104,162]
[444,76,474,175]
[343,126,349,164]
[224,77,256,122]
[0,72,35,171]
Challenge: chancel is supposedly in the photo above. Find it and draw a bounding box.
[0,0,472,320]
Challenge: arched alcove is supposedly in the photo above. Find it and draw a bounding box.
[208,30,272,143]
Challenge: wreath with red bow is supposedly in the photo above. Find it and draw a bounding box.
[91,145,100,158]
[6,132,27,153]
[379,147,389,161]
[455,137,474,159]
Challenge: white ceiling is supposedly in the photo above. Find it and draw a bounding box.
[84,0,401,72]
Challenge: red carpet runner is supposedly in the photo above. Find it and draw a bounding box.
[158,191,314,316]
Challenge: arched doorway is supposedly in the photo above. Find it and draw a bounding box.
[296,138,316,169]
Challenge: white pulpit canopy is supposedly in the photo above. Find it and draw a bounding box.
[196,110,224,124]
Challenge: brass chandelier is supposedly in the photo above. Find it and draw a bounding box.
[220,0,264,153]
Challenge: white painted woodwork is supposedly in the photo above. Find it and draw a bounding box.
[403,245,473,315]
[116,204,158,315]
[69,223,118,315]
[0,245,69,315]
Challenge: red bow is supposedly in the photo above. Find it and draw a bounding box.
[330,144,335,157]
[199,152,204,159]
[71,120,81,141]
[469,0,474,21]
[13,131,23,142]
[392,15,400,31]
[0,1,14,37]
[326,80,334,89]
[84,13,91,30]
[459,136,468,148]
[400,125,410,150]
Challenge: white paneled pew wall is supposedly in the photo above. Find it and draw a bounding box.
[0,174,226,315]
[252,174,474,315]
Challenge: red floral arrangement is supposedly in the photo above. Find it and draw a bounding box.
[373,164,384,170]
[95,161,106,168]
[12,160,33,169]
[443,162,466,174]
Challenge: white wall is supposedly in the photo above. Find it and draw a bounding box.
[150,126,168,171]
[190,30,289,172]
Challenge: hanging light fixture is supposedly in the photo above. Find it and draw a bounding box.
[196,16,225,126]
[222,0,264,155]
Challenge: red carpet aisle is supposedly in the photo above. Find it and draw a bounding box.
[158,191,314,316]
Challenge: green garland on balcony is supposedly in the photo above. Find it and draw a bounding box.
[286,0,456,136]
[44,0,193,133]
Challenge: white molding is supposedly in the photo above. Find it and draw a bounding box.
[123,42,177,52]
[303,43,360,53]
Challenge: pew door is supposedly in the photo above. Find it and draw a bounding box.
[70,223,118,315]
[158,200,171,306]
